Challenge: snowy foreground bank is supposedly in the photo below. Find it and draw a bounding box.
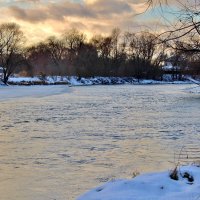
[78,165,200,200]
[6,76,192,86]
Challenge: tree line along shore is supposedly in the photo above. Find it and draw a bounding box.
[0,23,200,85]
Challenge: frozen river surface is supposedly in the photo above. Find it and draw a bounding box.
[0,85,200,200]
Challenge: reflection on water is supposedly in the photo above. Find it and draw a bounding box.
[0,85,200,200]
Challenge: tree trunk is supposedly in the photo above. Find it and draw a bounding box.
[3,73,9,85]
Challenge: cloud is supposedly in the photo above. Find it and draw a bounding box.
[87,0,132,16]
[4,2,94,22]
[7,6,48,22]
[0,0,162,44]
[4,0,136,22]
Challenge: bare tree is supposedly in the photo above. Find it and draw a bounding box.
[0,23,25,84]
[46,36,66,67]
[148,0,200,52]
[110,28,121,60]
[26,43,52,76]
[123,31,165,79]
[63,28,86,54]
[124,31,164,63]
[75,43,99,77]
[45,36,69,75]
[91,35,112,60]
[61,28,86,75]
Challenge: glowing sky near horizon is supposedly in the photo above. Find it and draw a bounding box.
[0,0,175,44]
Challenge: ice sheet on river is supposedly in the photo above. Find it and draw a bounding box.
[0,85,70,101]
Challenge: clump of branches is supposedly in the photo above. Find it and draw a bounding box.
[147,0,200,53]
[169,146,193,182]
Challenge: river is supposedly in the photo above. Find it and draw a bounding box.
[0,84,200,200]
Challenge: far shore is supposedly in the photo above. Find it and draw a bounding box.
[0,76,194,86]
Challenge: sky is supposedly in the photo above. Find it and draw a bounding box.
[0,0,175,44]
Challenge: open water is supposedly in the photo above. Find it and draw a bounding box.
[0,84,200,199]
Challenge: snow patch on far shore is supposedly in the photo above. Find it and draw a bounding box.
[5,76,200,94]
[78,165,200,200]
[7,76,192,86]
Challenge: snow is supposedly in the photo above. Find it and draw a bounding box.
[2,76,200,96]
[162,62,180,71]
[185,86,200,94]
[185,77,200,85]
[9,77,41,83]
[6,76,193,86]
[78,165,200,200]
[69,77,84,86]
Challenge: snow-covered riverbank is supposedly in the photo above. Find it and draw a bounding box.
[78,165,200,200]
[5,76,192,86]
[1,76,200,95]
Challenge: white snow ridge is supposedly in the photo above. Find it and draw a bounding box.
[78,165,200,200]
